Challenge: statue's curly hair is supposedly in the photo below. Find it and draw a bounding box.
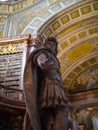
[46,37,58,54]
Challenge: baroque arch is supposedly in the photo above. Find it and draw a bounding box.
[21,0,98,93]
[37,0,98,93]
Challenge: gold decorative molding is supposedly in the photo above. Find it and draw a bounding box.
[57,22,81,38]
[67,43,93,61]
[0,43,23,54]
[0,34,30,54]
[61,15,69,24]
[0,17,6,23]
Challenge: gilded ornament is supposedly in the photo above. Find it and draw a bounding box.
[0,43,23,54]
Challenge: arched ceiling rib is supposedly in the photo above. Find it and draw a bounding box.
[38,0,98,89]
[0,0,98,91]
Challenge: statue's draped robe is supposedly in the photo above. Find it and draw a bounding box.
[23,50,41,130]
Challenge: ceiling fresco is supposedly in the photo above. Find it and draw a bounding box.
[38,0,98,91]
[0,0,98,92]
[69,66,98,93]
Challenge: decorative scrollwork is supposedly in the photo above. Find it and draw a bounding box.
[0,43,23,54]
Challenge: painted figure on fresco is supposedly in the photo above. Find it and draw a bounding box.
[72,68,98,93]
[23,34,69,130]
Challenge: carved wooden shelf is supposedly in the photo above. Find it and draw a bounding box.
[0,34,30,106]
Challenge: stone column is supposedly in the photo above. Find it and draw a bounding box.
[92,117,98,130]
[72,120,78,130]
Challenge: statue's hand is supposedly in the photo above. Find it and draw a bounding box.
[37,53,54,69]
[41,60,54,69]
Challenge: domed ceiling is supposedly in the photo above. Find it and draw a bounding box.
[0,0,98,93]
[38,0,98,92]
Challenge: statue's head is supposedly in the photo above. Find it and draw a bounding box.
[45,37,58,54]
[32,34,58,54]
